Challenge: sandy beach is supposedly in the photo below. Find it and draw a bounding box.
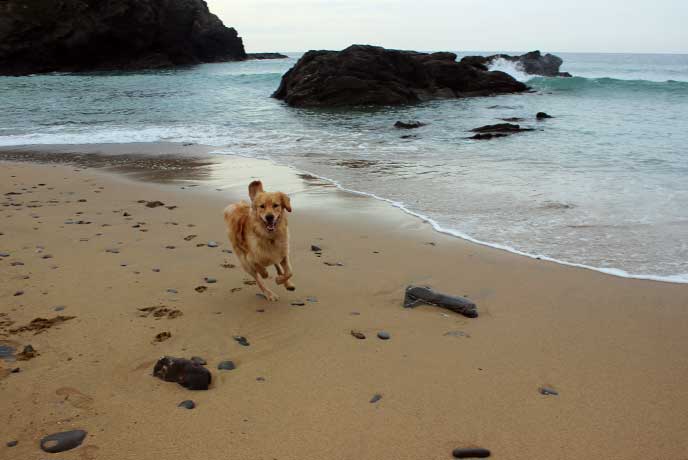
[2,144,688,460]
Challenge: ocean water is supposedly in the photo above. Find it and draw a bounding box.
[1,52,688,282]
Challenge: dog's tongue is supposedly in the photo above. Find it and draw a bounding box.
[266,222,276,232]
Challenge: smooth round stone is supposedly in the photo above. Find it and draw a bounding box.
[40,429,87,453]
[452,448,491,458]
[178,400,196,409]
[217,360,236,370]
[204,277,217,284]
[207,241,218,248]
[369,393,382,403]
[377,331,391,340]
[6,440,18,447]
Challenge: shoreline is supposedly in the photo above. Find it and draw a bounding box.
[2,142,686,285]
[1,148,688,459]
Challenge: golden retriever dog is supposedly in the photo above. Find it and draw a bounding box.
[223,180,294,301]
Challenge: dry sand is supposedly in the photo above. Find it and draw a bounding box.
[1,145,688,460]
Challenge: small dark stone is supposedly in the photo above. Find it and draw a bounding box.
[452,447,491,458]
[233,336,250,347]
[190,356,207,365]
[539,386,559,396]
[195,286,207,293]
[41,254,53,259]
[207,241,219,248]
[178,400,196,409]
[536,111,553,119]
[256,376,266,382]
[377,331,391,340]
[105,248,120,254]
[165,245,176,250]
[310,245,322,252]
[204,277,217,284]
[11,367,20,373]
[351,330,366,340]
[53,305,66,311]
[10,261,24,266]
[0,252,10,257]
[145,201,165,208]
[40,429,87,453]
[6,440,18,447]
[290,301,305,306]
[306,297,318,303]
[153,356,211,390]
[152,268,160,272]
[218,360,236,370]
[123,212,131,216]
[13,290,24,296]
[370,393,382,403]
[166,288,178,294]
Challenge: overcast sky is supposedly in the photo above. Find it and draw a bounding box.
[207,0,687,54]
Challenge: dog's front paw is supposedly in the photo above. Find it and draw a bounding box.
[265,291,280,302]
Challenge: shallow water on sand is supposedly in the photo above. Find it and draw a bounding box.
[1,52,687,281]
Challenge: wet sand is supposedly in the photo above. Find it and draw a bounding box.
[1,144,688,460]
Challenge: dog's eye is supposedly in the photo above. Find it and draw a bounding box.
[259,204,265,209]
[273,204,279,208]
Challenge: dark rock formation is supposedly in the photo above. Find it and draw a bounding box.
[0,0,247,76]
[468,123,534,140]
[272,45,528,107]
[461,50,571,77]
[153,356,211,390]
[394,121,426,129]
[247,53,288,60]
[536,112,554,119]
[471,123,534,133]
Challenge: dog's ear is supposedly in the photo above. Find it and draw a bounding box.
[280,192,292,212]
[248,180,264,202]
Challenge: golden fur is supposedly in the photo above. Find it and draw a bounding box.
[223,180,294,301]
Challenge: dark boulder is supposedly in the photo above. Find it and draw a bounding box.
[40,430,87,453]
[394,121,426,129]
[272,45,528,107]
[153,356,211,390]
[461,50,571,77]
[471,123,533,133]
[0,0,247,76]
[536,112,554,119]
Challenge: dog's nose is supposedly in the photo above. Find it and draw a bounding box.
[265,214,274,223]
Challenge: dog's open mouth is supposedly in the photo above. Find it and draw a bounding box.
[265,220,278,232]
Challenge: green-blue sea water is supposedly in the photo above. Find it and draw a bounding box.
[1,52,687,281]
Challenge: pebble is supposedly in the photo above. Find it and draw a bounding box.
[310,244,322,252]
[369,394,382,403]
[195,286,207,293]
[41,254,53,259]
[377,331,391,340]
[105,248,119,254]
[452,448,491,458]
[6,440,18,447]
[256,377,266,382]
[152,268,160,272]
[190,356,207,365]
[218,360,236,370]
[53,306,65,311]
[11,367,20,373]
[306,297,318,303]
[13,290,24,296]
[207,241,219,248]
[351,330,366,340]
[40,429,87,453]
[10,261,24,266]
[221,249,232,254]
[233,336,250,347]
[178,400,196,409]
[291,301,305,306]
[539,386,559,396]
[204,277,217,284]
[165,245,176,249]
[166,289,178,294]
[0,252,10,257]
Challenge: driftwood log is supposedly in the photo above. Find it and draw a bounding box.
[403,285,478,318]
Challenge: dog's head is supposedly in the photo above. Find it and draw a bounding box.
[248,180,292,233]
